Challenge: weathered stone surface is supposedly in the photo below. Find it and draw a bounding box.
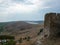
[44,13,60,38]
[42,13,60,45]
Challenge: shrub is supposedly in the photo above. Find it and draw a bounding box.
[6,39,16,45]
[26,36,30,41]
[0,35,15,39]
[23,37,27,40]
[19,38,22,43]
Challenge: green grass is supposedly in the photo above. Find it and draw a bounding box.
[0,22,8,33]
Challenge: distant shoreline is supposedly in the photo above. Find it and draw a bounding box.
[26,21,44,24]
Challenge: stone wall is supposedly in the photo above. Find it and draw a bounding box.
[44,13,60,39]
[39,13,60,45]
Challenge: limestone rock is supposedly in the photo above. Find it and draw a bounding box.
[44,13,60,39]
[42,13,60,45]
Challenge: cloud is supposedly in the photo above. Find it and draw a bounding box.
[0,0,60,22]
[0,0,47,15]
[7,0,46,13]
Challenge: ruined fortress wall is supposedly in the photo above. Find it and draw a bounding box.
[44,13,60,38]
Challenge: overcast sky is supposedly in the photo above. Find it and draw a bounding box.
[0,0,60,22]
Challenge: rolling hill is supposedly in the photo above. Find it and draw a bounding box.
[0,21,43,35]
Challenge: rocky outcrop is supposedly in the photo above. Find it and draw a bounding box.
[42,13,60,45]
[44,13,60,39]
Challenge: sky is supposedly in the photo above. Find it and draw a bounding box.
[0,0,60,22]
